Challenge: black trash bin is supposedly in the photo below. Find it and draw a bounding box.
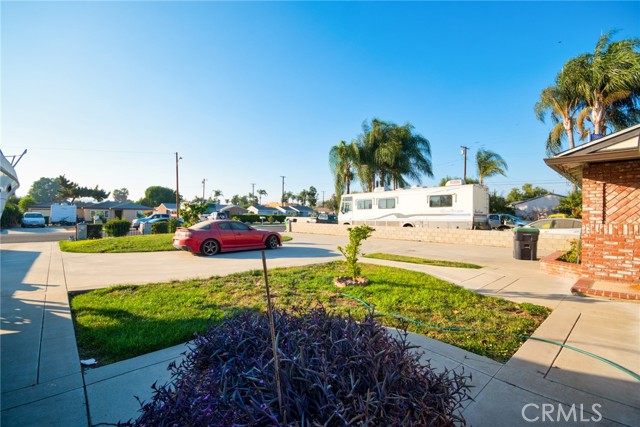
[513,227,540,260]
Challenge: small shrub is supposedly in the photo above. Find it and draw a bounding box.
[558,240,581,264]
[338,225,375,279]
[86,224,103,239]
[102,219,131,237]
[1,201,22,228]
[152,221,169,234]
[125,308,469,427]
[168,218,180,233]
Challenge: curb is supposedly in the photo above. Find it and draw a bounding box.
[570,278,640,301]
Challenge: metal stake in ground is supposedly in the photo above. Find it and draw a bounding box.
[261,251,286,423]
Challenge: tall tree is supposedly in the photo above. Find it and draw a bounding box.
[329,140,359,197]
[535,60,584,154]
[57,175,109,203]
[353,119,433,191]
[307,186,318,207]
[574,31,640,137]
[212,190,223,204]
[27,177,63,203]
[297,189,309,206]
[112,188,130,203]
[476,149,508,184]
[138,186,176,207]
[257,189,267,204]
[506,184,549,204]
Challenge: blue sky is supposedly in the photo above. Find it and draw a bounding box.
[3,1,639,204]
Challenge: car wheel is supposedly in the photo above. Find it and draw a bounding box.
[200,239,220,256]
[497,226,509,231]
[266,235,279,249]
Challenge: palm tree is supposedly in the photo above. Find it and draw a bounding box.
[298,189,309,206]
[329,140,359,197]
[212,189,223,205]
[257,189,267,204]
[476,149,508,184]
[354,119,432,190]
[574,31,640,138]
[535,61,584,154]
[386,123,432,189]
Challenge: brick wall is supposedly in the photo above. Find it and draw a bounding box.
[288,222,576,253]
[581,160,640,283]
[539,251,584,279]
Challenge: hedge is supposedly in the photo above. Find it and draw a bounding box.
[103,219,131,237]
[152,221,169,234]
[87,224,103,239]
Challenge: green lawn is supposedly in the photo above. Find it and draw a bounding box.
[59,234,292,253]
[70,262,550,365]
[364,253,482,269]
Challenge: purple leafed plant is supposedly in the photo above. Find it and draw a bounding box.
[123,307,470,426]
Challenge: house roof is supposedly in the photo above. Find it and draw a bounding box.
[511,193,566,207]
[86,201,152,210]
[290,204,314,213]
[220,205,248,213]
[544,123,640,183]
[277,206,297,213]
[158,203,177,209]
[248,204,277,211]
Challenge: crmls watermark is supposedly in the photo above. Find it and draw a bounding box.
[521,403,603,423]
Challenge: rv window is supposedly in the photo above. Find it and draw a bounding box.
[377,198,396,209]
[340,201,351,214]
[356,199,373,210]
[429,195,453,208]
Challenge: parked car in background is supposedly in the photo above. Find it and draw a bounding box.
[173,220,282,256]
[488,214,528,230]
[526,218,582,234]
[132,213,170,227]
[148,217,183,225]
[315,213,338,224]
[21,212,46,228]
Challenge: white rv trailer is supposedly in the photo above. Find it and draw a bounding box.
[338,181,490,229]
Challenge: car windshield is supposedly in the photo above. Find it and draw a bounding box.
[25,213,43,218]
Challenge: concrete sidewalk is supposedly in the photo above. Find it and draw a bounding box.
[1,235,638,426]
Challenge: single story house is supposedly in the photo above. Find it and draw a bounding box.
[247,205,281,216]
[289,204,314,217]
[544,123,640,283]
[204,203,227,214]
[276,206,298,216]
[156,203,178,217]
[510,194,565,220]
[83,201,152,222]
[220,205,248,217]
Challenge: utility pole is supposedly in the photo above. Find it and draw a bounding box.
[251,183,256,205]
[460,146,469,182]
[175,152,182,218]
[280,176,286,206]
[322,191,325,208]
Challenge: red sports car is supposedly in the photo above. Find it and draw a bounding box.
[173,220,282,256]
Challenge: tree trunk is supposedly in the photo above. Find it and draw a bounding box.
[563,117,575,149]
[591,94,605,136]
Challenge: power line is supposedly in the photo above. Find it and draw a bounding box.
[7,146,173,155]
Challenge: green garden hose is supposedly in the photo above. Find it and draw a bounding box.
[340,293,640,382]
